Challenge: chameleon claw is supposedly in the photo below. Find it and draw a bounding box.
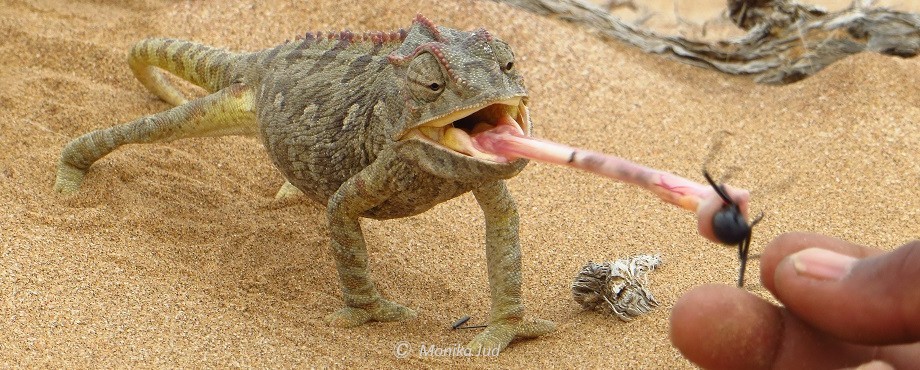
[464,317,555,353]
[324,298,417,327]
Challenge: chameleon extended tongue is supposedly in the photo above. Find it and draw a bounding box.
[472,127,567,164]
[472,129,754,234]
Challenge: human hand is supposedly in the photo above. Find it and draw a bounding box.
[669,232,920,369]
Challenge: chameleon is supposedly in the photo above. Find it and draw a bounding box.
[54,14,555,352]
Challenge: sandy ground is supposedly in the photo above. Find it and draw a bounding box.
[1,0,917,368]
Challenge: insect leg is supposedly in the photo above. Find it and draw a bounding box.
[703,170,735,205]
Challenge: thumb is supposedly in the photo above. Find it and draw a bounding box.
[771,239,920,344]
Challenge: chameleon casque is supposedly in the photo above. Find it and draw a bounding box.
[54,14,555,352]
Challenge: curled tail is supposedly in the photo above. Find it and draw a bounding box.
[129,38,240,106]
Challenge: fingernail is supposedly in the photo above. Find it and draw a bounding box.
[790,248,858,281]
[856,360,896,370]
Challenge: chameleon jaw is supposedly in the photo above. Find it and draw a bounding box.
[400,97,530,163]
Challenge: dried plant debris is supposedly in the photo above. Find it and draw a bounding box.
[493,0,920,84]
[571,254,662,321]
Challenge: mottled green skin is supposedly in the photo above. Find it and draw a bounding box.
[54,15,554,352]
[255,46,528,218]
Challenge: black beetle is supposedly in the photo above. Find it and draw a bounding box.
[703,171,763,287]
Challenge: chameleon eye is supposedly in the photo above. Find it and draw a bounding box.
[406,52,446,102]
[492,40,515,74]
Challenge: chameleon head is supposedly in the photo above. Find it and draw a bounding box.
[388,15,531,165]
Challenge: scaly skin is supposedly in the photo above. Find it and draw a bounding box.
[54,15,554,353]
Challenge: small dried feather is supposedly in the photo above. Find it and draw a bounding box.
[571,255,661,321]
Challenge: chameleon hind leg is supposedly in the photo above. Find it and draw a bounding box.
[128,39,298,199]
[466,181,555,353]
[54,83,256,194]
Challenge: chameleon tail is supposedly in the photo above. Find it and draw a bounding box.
[128,38,240,106]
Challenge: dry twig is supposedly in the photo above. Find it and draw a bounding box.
[493,0,920,83]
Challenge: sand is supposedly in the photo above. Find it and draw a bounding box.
[1,0,917,368]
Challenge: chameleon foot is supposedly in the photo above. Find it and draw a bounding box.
[465,317,555,353]
[274,181,303,200]
[54,163,86,194]
[324,298,417,327]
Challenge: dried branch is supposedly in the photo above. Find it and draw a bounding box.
[494,0,920,83]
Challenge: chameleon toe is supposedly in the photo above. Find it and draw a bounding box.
[324,307,373,328]
[324,299,416,327]
[465,318,556,353]
[514,318,556,338]
[369,299,417,322]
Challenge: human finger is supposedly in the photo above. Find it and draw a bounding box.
[771,239,920,344]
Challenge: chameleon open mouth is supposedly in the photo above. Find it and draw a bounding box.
[400,97,530,163]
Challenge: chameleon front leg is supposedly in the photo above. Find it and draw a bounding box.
[466,180,555,353]
[323,161,417,327]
